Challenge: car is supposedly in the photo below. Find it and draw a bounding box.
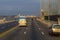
[18,16,27,27]
[48,24,60,35]
[19,19,27,27]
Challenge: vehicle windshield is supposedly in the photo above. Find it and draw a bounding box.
[20,18,26,19]
[53,25,60,29]
[1,0,60,40]
[19,19,26,20]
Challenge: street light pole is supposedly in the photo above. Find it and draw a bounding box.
[48,0,50,21]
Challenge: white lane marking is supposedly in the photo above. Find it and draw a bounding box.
[38,28,41,30]
[33,19,45,35]
[33,19,41,29]
[24,32,26,34]
[41,32,44,35]
[34,22,39,27]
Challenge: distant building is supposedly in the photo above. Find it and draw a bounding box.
[57,0,60,15]
[49,0,58,15]
[40,0,58,15]
[40,0,49,15]
[40,0,60,21]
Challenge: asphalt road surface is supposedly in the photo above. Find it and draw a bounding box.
[4,18,60,40]
[0,21,18,34]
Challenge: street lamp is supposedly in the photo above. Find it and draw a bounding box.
[48,0,50,21]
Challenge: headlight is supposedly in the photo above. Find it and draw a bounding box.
[52,28,56,31]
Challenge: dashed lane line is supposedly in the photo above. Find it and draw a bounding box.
[41,32,45,35]
[33,19,45,35]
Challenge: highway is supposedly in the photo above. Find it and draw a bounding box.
[0,21,18,34]
[1,18,60,40]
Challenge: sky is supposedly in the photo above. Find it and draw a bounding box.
[0,0,40,16]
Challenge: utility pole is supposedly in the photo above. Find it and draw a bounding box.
[48,0,50,21]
